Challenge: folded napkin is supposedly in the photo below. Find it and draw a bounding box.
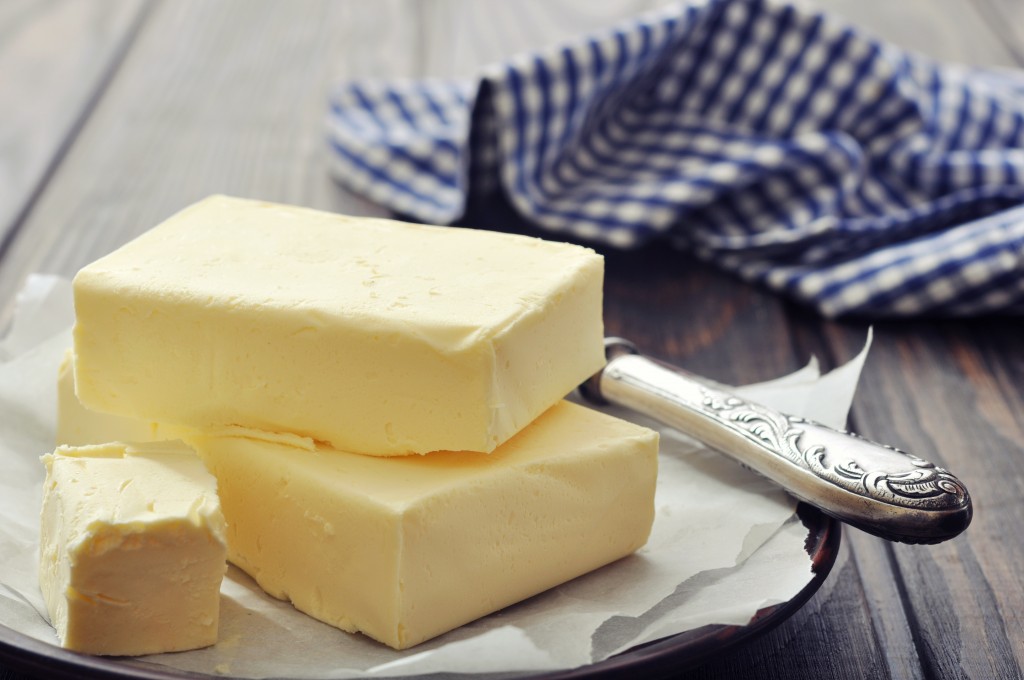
[326,0,1024,317]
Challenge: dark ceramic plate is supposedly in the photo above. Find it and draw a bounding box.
[0,503,840,680]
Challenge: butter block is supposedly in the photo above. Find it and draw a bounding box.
[56,349,190,447]
[187,401,658,649]
[72,195,606,455]
[56,350,160,447]
[38,441,228,656]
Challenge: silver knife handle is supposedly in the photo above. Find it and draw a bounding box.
[580,339,972,544]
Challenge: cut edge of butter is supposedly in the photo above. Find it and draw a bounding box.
[38,440,228,656]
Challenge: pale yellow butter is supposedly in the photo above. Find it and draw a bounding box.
[56,349,252,448]
[72,195,606,456]
[38,441,228,656]
[56,350,160,447]
[187,401,658,649]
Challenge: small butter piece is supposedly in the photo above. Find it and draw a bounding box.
[72,195,606,455]
[187,401,658,650]
[38,441,228,656]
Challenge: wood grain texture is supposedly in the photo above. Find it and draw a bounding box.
[415,0,672,78]
[0,0,148,258]
[0,0,422,327]
[788,311,1024,679]
[814,0,1021,67]
[970,0,1024,65]
[820,322,1024,680]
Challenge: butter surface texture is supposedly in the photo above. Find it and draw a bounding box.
[187,401,658,649]
[38,441,228,656]
[56,350,160,447]
[73,195,606,455]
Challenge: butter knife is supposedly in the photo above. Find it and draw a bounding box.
[578,338,972,544]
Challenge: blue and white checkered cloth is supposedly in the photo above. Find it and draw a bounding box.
[326,0,1024,317]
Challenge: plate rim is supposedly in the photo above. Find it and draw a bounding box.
[541,502,842,678]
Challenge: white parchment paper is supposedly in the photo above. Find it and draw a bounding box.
[0,274,869,678]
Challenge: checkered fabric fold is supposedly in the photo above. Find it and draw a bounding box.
[327,0,1024,317]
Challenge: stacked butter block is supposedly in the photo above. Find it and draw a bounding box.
[48,195,659,652]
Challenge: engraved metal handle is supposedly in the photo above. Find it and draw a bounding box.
[579,338,972,544]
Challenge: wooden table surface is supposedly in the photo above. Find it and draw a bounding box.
[2,1,1022,678]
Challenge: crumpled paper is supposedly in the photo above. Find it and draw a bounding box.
[0,274,868,678]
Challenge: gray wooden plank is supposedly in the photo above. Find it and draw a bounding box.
[416,0,671,78]
[813,0,1021,67]
[970,0,1024,65]
[791,314,1024,680]
[804,319,1024,680]
[418,0,1023,76]
[0,0,419,325]
[0,0,149,253]
[843,531,928,680]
